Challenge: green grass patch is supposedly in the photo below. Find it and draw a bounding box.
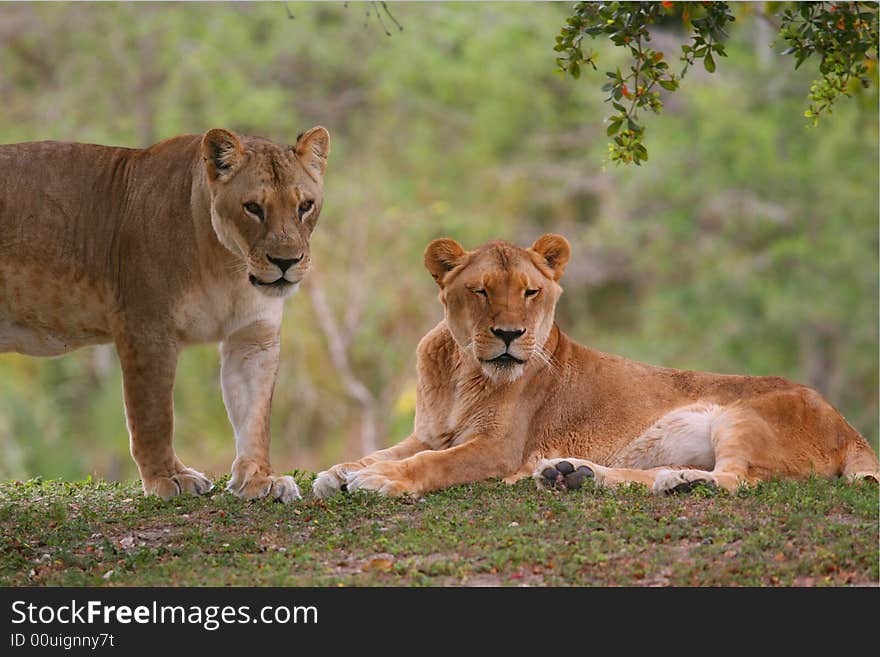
[1,474,876,586]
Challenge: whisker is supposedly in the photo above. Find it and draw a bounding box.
[224,260,248,275]
[534,345,557,373]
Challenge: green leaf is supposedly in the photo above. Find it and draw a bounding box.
[606,120,622,136]
[704,52,716,73]
[658,79,677,91]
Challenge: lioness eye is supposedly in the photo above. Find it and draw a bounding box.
[243,202,264,221]
[525,289,539,298]
[474,289,488,297]
[298,199,314,219]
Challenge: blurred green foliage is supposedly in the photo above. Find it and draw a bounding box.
[0,2,876,482]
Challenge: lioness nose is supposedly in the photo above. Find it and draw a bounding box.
[267,254,303,273]
[491,327,526,346]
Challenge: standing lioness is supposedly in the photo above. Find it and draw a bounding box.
[0,127,330,502]
[314,234,878,498]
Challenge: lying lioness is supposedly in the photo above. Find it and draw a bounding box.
[0,127,330,502]
[313,234,878,498]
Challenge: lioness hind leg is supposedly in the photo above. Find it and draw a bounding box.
[117,333,213,500]
[653,405,798,494]
[533,458,728,494]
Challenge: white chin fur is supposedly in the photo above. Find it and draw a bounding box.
[481,362,525,384]
[256,281,300,299]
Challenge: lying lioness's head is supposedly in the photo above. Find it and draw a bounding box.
[425,234,570,383]
[201,127,330,298]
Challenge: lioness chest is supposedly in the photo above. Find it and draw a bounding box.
[171,277,286,344]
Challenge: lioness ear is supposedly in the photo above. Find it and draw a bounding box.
[530,233,571,281]
[295,126,330,177]
[202,128,244,183]
[424,238,466,287]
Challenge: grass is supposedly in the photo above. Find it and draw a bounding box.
[0,474,877,587]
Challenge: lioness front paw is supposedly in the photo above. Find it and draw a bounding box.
[533,458,594,491]
[228,460,301,503]
[312,462,364,499]
[652,469,716,495]
[142,465,214,500]
[345,462,417,497]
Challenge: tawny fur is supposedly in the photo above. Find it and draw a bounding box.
[0,127,331,501]
[314,234,879,498]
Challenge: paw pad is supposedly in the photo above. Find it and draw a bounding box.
[540,461,593,490]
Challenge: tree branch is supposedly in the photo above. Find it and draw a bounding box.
[307,273,378,454]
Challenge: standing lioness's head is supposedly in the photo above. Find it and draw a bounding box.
[425,234,571,383]
[201,126,330,298]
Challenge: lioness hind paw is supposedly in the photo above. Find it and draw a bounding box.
[535,460,594,491]
[667,479,715,495]
[652,469,717,495]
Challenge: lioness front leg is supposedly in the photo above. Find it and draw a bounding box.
[221,321,300,502]
[116,333,213,499]
[312,433,429,498]
[346,436,520,497]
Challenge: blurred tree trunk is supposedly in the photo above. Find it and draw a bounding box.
[134,37,162,147]
[307,272,378,456]
[753,9,774,68]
